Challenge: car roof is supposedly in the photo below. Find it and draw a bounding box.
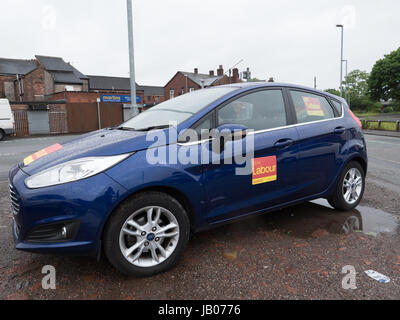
[219,82,347,104]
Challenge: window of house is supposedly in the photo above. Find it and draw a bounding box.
[290,90,335,124]
[217,90,287,131]
[170,89,174,99]
[182,87,185,95]
[190,87,195,93]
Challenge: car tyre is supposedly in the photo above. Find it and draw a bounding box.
[0,129,5,141]
[328,161,365,211]
[103,192,190,277]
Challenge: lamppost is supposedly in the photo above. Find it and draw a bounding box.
[127,0,137,117]
[336,24,344,97]
[342,59,350,104]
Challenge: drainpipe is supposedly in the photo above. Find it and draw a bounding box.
[16,74,24,102]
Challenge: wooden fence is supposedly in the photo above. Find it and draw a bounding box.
[12,110,29,137]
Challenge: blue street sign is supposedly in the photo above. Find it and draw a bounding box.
[101,95,141,104]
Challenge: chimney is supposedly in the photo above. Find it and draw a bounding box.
[217,65,224,76]
[232,68,239,82]
[194,68,198,74]
[209,70,215,76]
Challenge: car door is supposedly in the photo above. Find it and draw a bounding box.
[200,88,300,224]
[288,89,347,198]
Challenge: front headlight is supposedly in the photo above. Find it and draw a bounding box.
[25,153,132,189]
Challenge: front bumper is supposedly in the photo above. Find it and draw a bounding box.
[4,128,15,135]
[9,165,127,255]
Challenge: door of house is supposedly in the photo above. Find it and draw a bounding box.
[27,110,50,135]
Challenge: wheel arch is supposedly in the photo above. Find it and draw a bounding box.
[347,155,368,176]
[100,185,198,244]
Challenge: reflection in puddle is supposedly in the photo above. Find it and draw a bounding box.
[312,199,399,236]
[257,199,400,238]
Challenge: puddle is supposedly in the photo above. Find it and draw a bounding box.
[228,199,400,239]
[311,199,399,236]
[201,199,399,240]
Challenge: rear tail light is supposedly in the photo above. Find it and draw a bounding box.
[347,108,362,129]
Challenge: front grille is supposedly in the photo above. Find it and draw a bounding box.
[8,183,20,215]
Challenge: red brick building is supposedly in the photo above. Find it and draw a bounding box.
[0,55,164,136]
[164,65,241,100]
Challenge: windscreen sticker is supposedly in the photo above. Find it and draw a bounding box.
[302,97,325,116]
[23,144,63,166]
[252,156,277,185]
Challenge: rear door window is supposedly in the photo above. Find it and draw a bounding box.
[290,90,335,124]
[330,99,343,117]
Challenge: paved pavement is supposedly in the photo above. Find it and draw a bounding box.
[0,134,399,300]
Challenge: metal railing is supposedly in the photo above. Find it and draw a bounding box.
[361,119,400,132]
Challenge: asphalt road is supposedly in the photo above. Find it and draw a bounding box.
[364,134,400,192]
[0,135,78,182]
[0,133,399,300]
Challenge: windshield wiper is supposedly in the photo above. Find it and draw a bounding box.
[116,126,137,131]
[135,125,172,132]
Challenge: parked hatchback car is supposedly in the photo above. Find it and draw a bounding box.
[9,83,367,276]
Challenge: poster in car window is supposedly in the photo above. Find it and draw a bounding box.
[252,156,277,185]
[302,97,325,116]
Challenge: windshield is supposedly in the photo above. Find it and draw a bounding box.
[120,87,236,130]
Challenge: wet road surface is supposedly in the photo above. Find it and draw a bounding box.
[364,135,400,192]
[0,134,399,299]
[0,180,399,300]
[0,135,78,181]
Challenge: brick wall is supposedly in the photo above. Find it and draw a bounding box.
[22,66,46,101]
[164,72,200,100]
[164,68,242,101]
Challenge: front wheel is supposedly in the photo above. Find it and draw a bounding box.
[103,192,190,277]
[328,161,365,211]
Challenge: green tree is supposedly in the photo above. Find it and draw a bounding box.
[325,88,341,97]
[368,47,400,101]
[343,70,370,100]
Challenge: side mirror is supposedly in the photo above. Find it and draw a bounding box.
[212,124,248,153]
[213,124,248,140]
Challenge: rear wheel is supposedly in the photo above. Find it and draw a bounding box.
[103,192,190,277]
[0,129,5,141]
[328,161,365,211]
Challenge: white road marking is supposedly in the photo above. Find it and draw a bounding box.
[0,153,20,157]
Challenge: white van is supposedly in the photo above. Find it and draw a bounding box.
[0,99,15,140]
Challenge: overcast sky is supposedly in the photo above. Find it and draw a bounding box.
[1,0,399,90]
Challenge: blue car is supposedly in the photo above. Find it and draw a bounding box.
[9,83,367,276]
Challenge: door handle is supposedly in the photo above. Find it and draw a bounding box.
[274,139,294,149]
[334,127,346,135]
